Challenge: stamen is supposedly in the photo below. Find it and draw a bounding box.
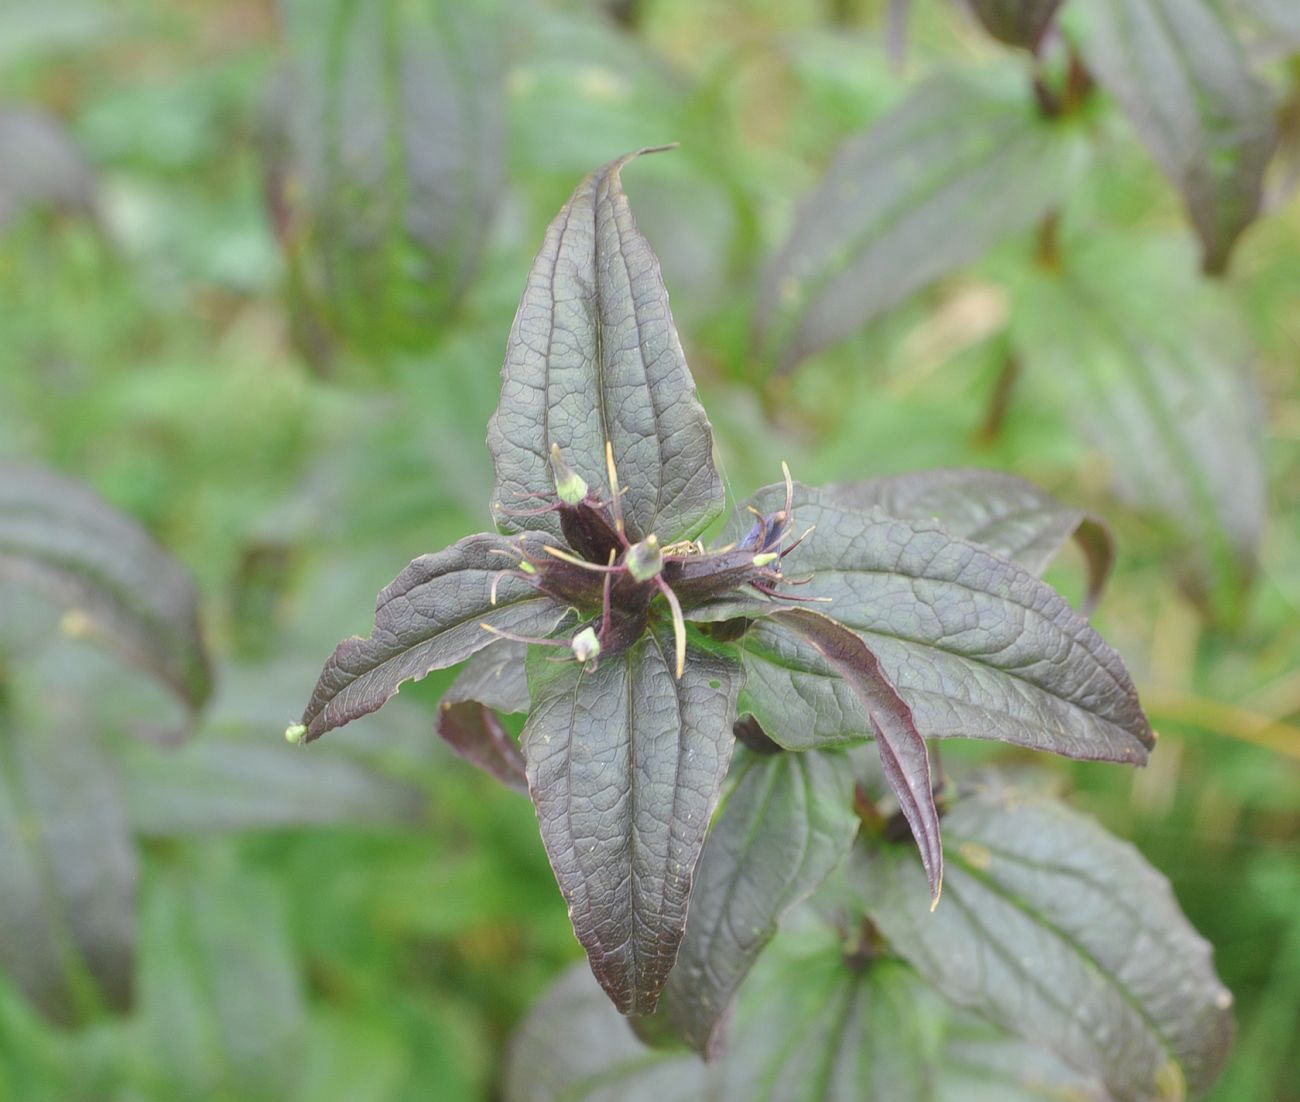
[780,525,816,558]
[605,440,629,544]
[601,550,615,639]
[655,576,687,679]
[541,545,623,572]
[479,623,568,647]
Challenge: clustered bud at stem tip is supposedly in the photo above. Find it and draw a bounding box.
[285,723,307,745]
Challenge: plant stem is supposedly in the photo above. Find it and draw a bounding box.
[978,351,1022,444]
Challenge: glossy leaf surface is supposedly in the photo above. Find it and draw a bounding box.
[1072,0,1275,274]
[488,149,724,544]
[728,485,1153,762]
[654,746,859,1056]
[756,72,1078,375]
[296,533,572,742]
[0,462,210,709]
[858,786,1235,1101]
[436,638,530,793]
[521,623,742,1014]
[830,467,1113,613]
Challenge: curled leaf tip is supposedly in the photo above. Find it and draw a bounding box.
[284,723,307,745]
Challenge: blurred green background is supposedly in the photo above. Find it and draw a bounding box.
[0,0,1297,1099]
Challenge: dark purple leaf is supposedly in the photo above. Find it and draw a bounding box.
[719,484,1153,763]
[295,532,572,743]
[520,624,742,1015]
[1072,0,1276,274]
[653,746,859,1056]
[0,107,96,231]
[436,638,530,793]
[857,786,1235,1101]
[756,72,1079,375]
[967,0,1065,52]
[0,462,210,710]
[487,148,724,545]
[0,708,136,1025]
[830,467,1114,614]
[767,608,941,904]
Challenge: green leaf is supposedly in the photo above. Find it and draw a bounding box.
[120,728,427,834]
[520,623,742,1015]
[1071,0,1275,274]
[714,942,940,1100]
[756,72,1080,375]
[966,0,1065,52]
[830,468,1114,614]
[0,108,96,232]
[505,962,707,1102]
[268,0,504,357]
[653,746,859,1056]
[436,638,530,793]
[722,485,1153,763]
[296,532,572,743]
[487,149,725,545]
[1011,236,1265,616]
[767,608,943,904]
[508,925,1119,1101]
[0,462,210,710]
[1229,0,1300,44]
[135,863,305,1099]
[0,709,136,1026]
[936,1015,1112,1101]
[856,785,1235,1102]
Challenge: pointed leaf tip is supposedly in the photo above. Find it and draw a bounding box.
[488,150,723,545]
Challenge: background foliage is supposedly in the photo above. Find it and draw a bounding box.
[0,0,1297,1099]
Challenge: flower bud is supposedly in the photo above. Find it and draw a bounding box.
[571,626,602,662]
[625,534,663,582]
[549,444,589,506]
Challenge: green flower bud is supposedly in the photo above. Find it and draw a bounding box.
[549,444,589,506]
[625,534,663,582]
